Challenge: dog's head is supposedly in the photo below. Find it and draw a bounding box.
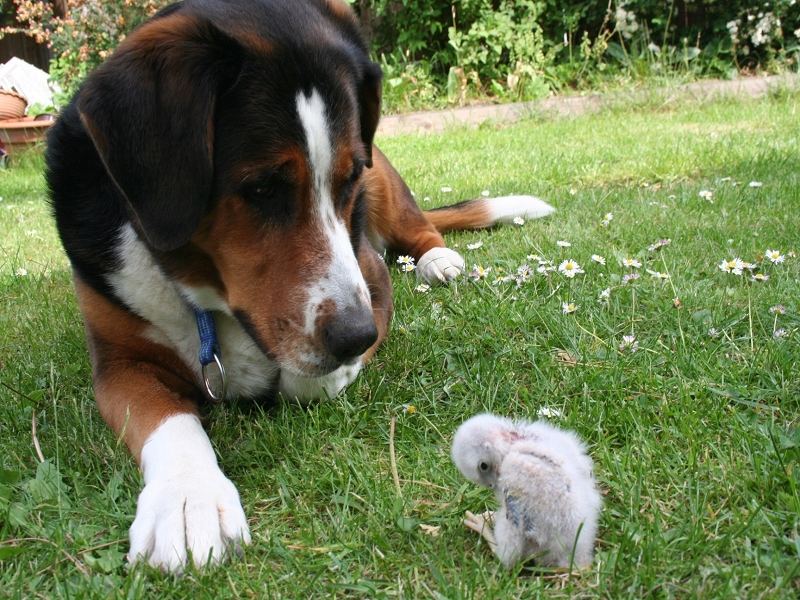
[76,0,383,377]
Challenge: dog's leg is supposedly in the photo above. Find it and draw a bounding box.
[363,148,465,284]
[76,280,250,572]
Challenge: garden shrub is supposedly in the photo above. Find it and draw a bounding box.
[2,1,799,110]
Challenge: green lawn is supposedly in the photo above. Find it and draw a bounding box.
[1,90,798,598]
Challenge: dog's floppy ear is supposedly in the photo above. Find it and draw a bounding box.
[77,12,241,251]
[358,61,382,168]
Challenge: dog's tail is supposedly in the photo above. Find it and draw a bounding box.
[424,195,555,233]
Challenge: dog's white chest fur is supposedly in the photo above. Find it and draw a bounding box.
[107,224,279,399]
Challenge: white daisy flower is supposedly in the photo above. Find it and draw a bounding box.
[769,304,786,315]
[751,273,769,282]
[647,238,671,252]
[516,264,533,280]
[397,255,415,265]
[466,241,483,250]
[568,187,578,196]
[646,269,670,280]
[513,216,525,226]
[556,240,572,248]
[526,254,541,262]
[558,259,584,278]
[591,254,606,265]
[492,274,515,285]
[622,273,640,284]
[481,190,491,197]
[15,267,28,277]
[742,261,757,271]
[562,302,579,314]
[400,262,416,272]
[718,257,744,275]
[603,212,614,222]
[773,328,789,339]
[622,257,642,268]
[708,327,721,338]
[619,335,639,353]
[537,406,563,419]
[470,264,491,280]
[748,181,763,188]
[765,249,784,264]
[699,189,714,201]
[599,287,611,300]
[414,283,430,293]
[440,186,453,193]
[536,264,555,275]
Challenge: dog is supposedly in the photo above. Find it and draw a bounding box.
[45,0,554,571]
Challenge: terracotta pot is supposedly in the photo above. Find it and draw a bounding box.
[0,90,26,120]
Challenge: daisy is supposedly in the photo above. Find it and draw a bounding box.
[556,240,571,248]
[516,264,533,280]
[470,264,491,280]
[619,335,639,353]
[493,275,515,285]
[536,264,555,275]
[562,302,579,314]
[742,261,757,271]
[647,238,671,252]
[466,241,483,250]
[718,257,744,275]
[699,189,713,201]
[751,273,769,282]
[526,254,542,262]
[397,255,416,272]
[603,212,614,222]
[672,297,682,308]
[15,267,28,277]
[440,186,453,193]
[537,406,563,419]
[402,404,417,414]
[708,327,721,338]
[591,254,606,265]
[513,216,525,226]
[773,328,788,339]
[598,287,611,300]
[414,283,430,293]
[748,181,763,188]
[646,269,670,280]
[558,259,584,278]
[481,190,491,197]
[622,273,640,284]
[568,187,578,196]
[622,257,642,268]
[769,304,786,315]
[765,249,785,264]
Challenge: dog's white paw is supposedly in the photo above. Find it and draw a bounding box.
[128,414,250,572]
[417,247,465,284]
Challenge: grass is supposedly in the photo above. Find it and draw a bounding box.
[1,90,799,597]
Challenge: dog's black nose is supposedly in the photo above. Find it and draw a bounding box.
[323,306,378,363]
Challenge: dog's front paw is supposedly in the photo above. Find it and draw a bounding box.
[128,467,250,572]
[417,247,465,283]
[128,414,250,572]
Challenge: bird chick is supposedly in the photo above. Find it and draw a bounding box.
[452,413,601,569]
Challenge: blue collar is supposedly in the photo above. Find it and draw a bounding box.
[194,309,227,401]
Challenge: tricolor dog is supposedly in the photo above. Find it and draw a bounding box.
[45,0,554,571]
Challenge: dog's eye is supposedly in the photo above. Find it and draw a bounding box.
[241,172,295,223]
[479,462,490,472]
[337,160,365,208]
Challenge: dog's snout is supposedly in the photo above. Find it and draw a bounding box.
[323,306,378,363]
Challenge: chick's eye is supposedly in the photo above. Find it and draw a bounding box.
[479,462,490,472]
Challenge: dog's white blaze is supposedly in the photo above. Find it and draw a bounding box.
[107,224,278,398]
[296,89,370,338]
